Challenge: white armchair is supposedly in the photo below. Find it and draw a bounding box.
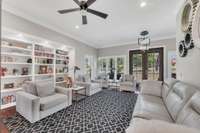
[120,74,136,92]
[16,80,72,123]
[76,75,102,96]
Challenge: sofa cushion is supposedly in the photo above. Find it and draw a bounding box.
[40,93,67,111]
[133,95,173,122]
[22,81,37,96]
[176,92,200,130]
[36,80,55,97]
[162,79,179,100]
[165,82,197,121]
[126,119,199,133]
[141,80,162,97]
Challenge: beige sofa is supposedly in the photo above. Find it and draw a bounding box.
[16,80,72,123]
[126,79,200,132]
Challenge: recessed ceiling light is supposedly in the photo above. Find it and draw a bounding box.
[75,25,79,29]
[17,33,23,37]
[44,41,49,44]
[140,2,147,7]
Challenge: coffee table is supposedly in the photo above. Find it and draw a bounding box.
[71,86,87,102]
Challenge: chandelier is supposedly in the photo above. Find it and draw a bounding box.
[138,30,151,51]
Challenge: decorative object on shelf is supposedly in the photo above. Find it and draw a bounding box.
[22,67,29,75]
[63,67,68,73]
[56,49,68,55]
[0,67,7,76]
[1,95,16,105]
[39,66,48,74]
[4,83,14,89]
[48,68,53,73]
[138,30,151,51]
[192,0,200,48]
[27,58,32,63]
[13,69,19,75]
[56,77,64,82]
[178,41,188,57]
[184,32,194,49]
[47,59,53,64]
[64,76,73,88]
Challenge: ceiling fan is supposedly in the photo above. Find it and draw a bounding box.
[58,0,108,25]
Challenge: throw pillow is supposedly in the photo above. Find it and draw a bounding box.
[36,80,55,97]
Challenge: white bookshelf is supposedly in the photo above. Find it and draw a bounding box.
[1,38,71,109]
[1,102,16,110]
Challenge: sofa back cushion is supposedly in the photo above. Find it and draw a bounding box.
[176,92,200,130]
[162,79,179,101]
[36,80,55,97]
[165,82,197,121]
[141,80,162,97]
[22,81,37,96]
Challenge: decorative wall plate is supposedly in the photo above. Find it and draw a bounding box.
[184,32,194,49]
[192,2,200,48]
[178,41,188,57]
[181,0,193,32]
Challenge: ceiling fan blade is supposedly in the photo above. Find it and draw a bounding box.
[73,0,81,6]
[58,8,80,14]
[82,15,87,25]
[86,0,96,7]
[87,8,108,19]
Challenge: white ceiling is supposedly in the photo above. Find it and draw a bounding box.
[3,0,184,48]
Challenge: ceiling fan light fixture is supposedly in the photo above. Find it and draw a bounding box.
[140,1,147,8]
[75,25,80,29]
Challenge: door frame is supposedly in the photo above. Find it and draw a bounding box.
[129,47,164,81]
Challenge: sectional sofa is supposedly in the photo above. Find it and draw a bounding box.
[126,79,200,132]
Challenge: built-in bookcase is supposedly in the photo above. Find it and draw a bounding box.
[55,49,69,85]
[1,38,70,109]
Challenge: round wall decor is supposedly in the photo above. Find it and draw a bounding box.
[179,41,188,57]
[192,1,200,48]
[184,32,194,49]
[181,0,193,32]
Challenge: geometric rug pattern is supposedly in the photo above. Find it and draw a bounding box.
[3,90,138,133]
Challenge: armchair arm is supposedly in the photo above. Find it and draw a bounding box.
[126,119,199,133]
[55,86,71,95]
[16,91,40,123]
[55,86,72,106]
[140,80,162,97]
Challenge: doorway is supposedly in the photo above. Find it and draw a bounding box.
[129,47,164,81]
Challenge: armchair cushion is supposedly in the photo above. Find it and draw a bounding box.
[36,81,55,97]
[40,93,67,111]
[22,81,37,96]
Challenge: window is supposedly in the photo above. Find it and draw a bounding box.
[98,56,126,80]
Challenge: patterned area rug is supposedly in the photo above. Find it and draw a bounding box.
[3,90,137,133]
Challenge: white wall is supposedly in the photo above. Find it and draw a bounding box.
[176,3,200,88]
[98,38,176,79]
[2,10,98,75]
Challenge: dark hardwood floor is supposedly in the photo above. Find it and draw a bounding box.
[0,107,16,133]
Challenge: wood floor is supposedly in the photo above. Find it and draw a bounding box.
[0,107,16,133]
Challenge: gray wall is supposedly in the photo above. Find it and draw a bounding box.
[2,10,98,73]
[98,38,176,79]
[176,4,200,88]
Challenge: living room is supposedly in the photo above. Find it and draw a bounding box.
[0,0,200,133]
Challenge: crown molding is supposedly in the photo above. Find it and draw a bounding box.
[2,4,97,48]
[98,35,176,49]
